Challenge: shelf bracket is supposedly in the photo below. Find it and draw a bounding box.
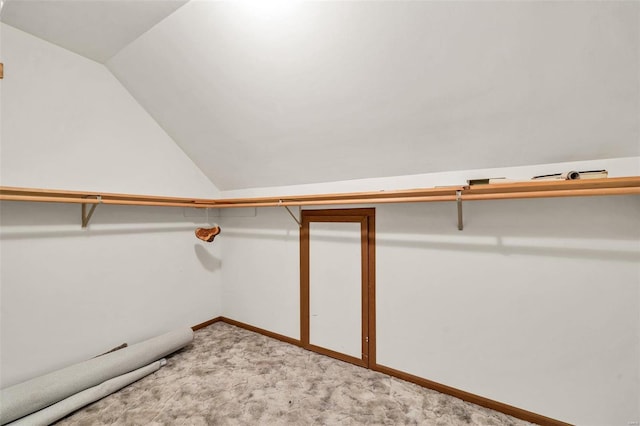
[81,195,102,228]
[281,202,302,228]
[456,190,463,231]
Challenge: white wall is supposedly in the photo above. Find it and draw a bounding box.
[220,208,300,339]
[218,158,640,426]
[375,197,639,426]
[0,202,221,387]
[0,24,222,387]
[0,23,218,198]
[223,157,640,198]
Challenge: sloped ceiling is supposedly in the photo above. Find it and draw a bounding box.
[0,0,188,62]
[2,1,639,190]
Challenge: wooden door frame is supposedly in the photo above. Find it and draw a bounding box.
[300,208,376,368]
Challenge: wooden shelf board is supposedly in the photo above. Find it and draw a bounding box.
[463,176,640,194]
[1,177,638,209]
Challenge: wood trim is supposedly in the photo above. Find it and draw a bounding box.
[207,186,463,204]
[191,316,223,331]
[306,343,367,368]
[0,186,461,208]
[303,215,364,223]
[0,194,224,208]
[367,213,376,367]
[221,317,302,347]
[0,185,214,203]
[208,316,570,426]
[462,186,640,201]
[360,216,369,366]
[300,220,310,346]
[463,176,640,193]
[301,208,380,217]
[300,208,376,368]
[372,363,571,426]
[193,316,302,347]
[208,195,458,208]
[3,177,636,210]
[0,63,3,79]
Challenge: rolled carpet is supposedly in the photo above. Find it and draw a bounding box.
[0,328,193,425]
[8,359,166,426]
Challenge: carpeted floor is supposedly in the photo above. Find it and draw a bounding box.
[56,322,534,425]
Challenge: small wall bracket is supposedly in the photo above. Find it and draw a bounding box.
[81,195,102,228]
[456,190,463,231]
[281,202,302,228]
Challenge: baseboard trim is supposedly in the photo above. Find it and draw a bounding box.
[219,317,303,347]
[373,363,570,426]
[197,316,571,426]
[191,316,223,331]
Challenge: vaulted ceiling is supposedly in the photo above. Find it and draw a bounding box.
[2,0,639,190]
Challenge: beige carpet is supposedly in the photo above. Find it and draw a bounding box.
[56,322,534,425]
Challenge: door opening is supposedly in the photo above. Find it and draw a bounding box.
[300,208,376,368]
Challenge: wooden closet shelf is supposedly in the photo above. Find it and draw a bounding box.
[462,176,640,194]
[0,185,465,208]
[0,177,638,209]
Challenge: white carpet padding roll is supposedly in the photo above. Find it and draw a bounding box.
[8,359,166,426]
[0,328,193,425]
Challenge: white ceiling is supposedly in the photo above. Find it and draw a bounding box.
[0,0,188,63]
[2,1,639,190]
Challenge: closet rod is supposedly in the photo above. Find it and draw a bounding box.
[209,194,459,208]
[0,187,464,208]
[462,186,640,201]
[0,185,215,203]
[1,177,638,208]
[0,195,219,208]
[0,194,461,208]
[215,187,462,204]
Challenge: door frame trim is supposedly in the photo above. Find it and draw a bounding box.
[300,208,376,368]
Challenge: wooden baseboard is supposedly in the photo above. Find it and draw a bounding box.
[196,316,570,426]
[372,363,570,426]
[219,317,303,347]
[304,343,367,368]
[191,316,223,331]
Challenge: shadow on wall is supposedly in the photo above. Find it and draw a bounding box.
[221,196,640,262]
[379,195,640,240]
[375,235,640,263]
[0,201,214,239]
[220,196,640,240]
[228,227,640,263]
[375,196,640,263]
[0,226,202,240]
[194,244,221,272]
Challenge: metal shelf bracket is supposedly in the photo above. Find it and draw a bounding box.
[456,190,463,231]
[81,195,102,228]
[281,202,301,228]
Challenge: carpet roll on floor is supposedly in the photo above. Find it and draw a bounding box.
[0,328,193,425]
[8,359,166,426]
